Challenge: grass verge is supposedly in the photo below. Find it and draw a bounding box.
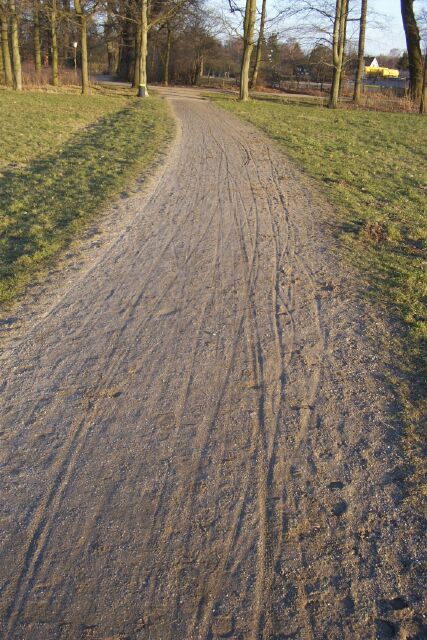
[0,87,173,305]
[213,95,426,476]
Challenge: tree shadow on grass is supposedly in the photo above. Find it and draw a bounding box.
[0,103,160,300]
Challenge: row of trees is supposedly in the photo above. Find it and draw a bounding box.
[0,0,95,92]
[238,0,426,109]
[0,0,195,94]
[0,0,426,111]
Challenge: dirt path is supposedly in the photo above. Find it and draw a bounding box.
[0,89,424,640]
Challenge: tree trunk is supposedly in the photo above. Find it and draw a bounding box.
[61,0,71,65]
[137,0,148,97]
[117,5,133,80]
[51,0,59,86]
[133,22,141,87]
[0,15,13,86]
[107,40,117,75]
[0,23,3,84]
[329,0,348,108]
[33,1,42,74]
[105,3,117,75]
[239,0,256,101]
[401,0,423,102]
[8,0,21,90]
[420,49,427,114]
[80,15,89,93]
[250,0,266,90]
[163,23,171,86]
[339,6,348,96]
[329,0,341,108]
[353,0,367,104]
[74,0,89,94]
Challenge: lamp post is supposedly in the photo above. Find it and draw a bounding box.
[73,41,78,73]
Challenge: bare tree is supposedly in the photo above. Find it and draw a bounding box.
[50,0,59,85]
[250,0,266,89]
[240,0,256,100]
[353,0,367,104]
[137,0,148,95]
[329,0,348,108]
[8,0,22,90]
[105,0,119,74]
[136,0,191,97]
[0,24,3,81]
[163,22,172,85]
[33,0,42,74]
[0,4,13,86]
[73,0,98,94]
[401,0,423,101]
[421,48,427,113]
[419,8,427,114]
[133,18,141,87]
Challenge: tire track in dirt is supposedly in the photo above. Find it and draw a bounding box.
[0,88,424,640]
[143,117,263,633]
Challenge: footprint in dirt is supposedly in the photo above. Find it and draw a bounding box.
[379,597,409,613]
[331,499,347,516]
[340,595,355,616]
[375,619,397,639]
[328,481,344,490]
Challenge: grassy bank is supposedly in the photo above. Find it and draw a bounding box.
[0,87,173,305]
[214,97,426,378]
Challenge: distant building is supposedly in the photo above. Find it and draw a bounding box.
[364,56,399,78]
[364,57,379,68]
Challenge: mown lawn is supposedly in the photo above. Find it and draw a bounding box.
[0,87,173,305]
[214,96,427,385]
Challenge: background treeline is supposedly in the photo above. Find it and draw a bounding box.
[0,0,426,111]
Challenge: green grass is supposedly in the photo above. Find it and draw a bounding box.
[213,96,427,378]
[0,87,173,305]
[0,89,136,170]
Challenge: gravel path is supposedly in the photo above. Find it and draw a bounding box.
[0,88,424,640]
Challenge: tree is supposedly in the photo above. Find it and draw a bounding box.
[0,24,2,81]
[401,0,423,101]
[163,22,172,85]
[105,0,119,74]
[420,8,427,114]
[309,44,333,84]
[250,0,266,89]
[50,0,59,85]
[137,0,148,95]
[33,0,42,74]
[73,0,91,94]
[133,20,141,87]
[239,0,256,100]
[136,0,191,97]
[116,1,136,81]
[398,50,409,69]
[421,47,427,113]
[0,5,13,86]
[8,0,22,90]
[353,0,367,104]
[329,0,348,108]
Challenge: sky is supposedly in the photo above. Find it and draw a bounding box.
[365,0,408,54]
[217,0,426,55]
